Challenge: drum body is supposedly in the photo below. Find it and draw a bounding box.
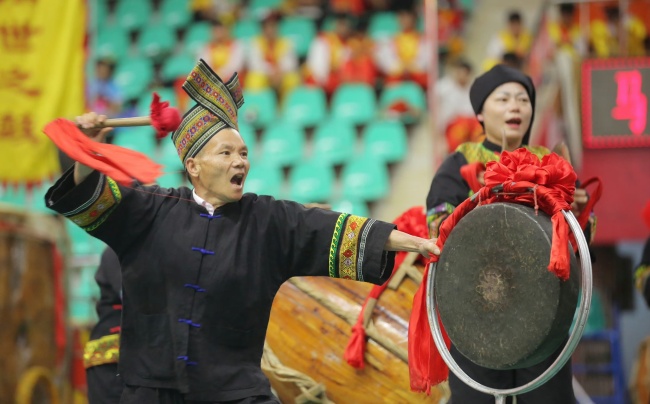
[265,273,446,403]
[435,202,579,370]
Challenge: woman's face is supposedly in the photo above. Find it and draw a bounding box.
[478,82,532,150]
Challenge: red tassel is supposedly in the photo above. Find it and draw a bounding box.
[150,92,182,139]
[344,320,367,369]
[460,162,485,194]
[548,212,571,280]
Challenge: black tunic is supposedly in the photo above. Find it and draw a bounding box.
[46,168,396,402]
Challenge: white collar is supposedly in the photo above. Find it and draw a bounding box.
[192,189,215,215]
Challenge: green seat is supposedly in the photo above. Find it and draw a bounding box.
[244,163,283,197]
[0,184,27,207]
[160,0,192,30]
[113,57,154,100]
[232,19,261,41]
[90,0,110,31]
[236,121,257,162]
[136,87,177,116]
[362,120,408,163]
[282,86,326,127]
[279,17,316,57]
[289,161,334,203]
[331,84,376,125]
[138,24,176,59]
[161,53,196,82]
[330,198,369,217]
[379,81,426,123]
[156,171,185,189]
[96,26,130,60]
[260,124,305,167]
[368,12,400,39]
[248,0,282,18]
[112,126,157,156]
[239,89,277,129]
[115,0,151,31]
[184,22,211,55]
[312,121,356,165]
[321,17,335,32]
[29,181,56,214]
[341,158,389,201]
[66,221,103,257]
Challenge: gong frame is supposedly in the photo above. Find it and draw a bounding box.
[426,208,592,404]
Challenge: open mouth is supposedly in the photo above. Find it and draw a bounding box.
[230,174,244,187]
[506,118,522,127]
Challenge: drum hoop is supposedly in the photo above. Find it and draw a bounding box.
[426,210,592,404]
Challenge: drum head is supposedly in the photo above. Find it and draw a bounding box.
[435,202,579,369]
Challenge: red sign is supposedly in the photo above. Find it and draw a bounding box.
[582,57,650,148]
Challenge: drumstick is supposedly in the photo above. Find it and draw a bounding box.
[101,116,153,128]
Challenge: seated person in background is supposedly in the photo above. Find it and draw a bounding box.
[339,18,377,87]
[547,3,586,58]
[199,19,245,80]
[246,11,301,97]
[484,11,532,71]
[328,0,366,17]
[88,59,122,118]
[375,8,430,88]
[590,5,646,58]
[305,13,354,95]
[500,51,524,70]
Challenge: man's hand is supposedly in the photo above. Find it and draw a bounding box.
[419,238,441,257]
[75,112,113,142]
[572,188,588,216]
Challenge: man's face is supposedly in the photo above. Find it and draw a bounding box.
[398,11,416,31]
[453,66,471,87]
[262,19,278,38]
[187,128,250,206]
[334,19,351,38]
[478,82,533,148]
[508,20,522,36]
[212,25,228,42]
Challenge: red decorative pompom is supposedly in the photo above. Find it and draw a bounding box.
[150,92,182,139]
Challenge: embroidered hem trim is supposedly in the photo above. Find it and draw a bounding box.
[83,334,120,369]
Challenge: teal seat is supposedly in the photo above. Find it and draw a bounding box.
[362,120,408,163]
[331,84,376,125]
[112,126,157,156]
[184,23,211,55]
[379,81,426,123]
[160,0,192,30]
[236,121,257,162]
[260,124,305,167]
[341,158,389,201]
[239,89,277,129]
[90,0,110,31]
[368,12,400,39]
[321,17,335,32]
[161,53,196,82]
[289,161,334,203]
[138,24,176,59]
[156,171,185,189]
[113,57,154,100]
[244,163,283,197]
[312,121,356,165]
[66,221,103,257]
[279,17,316,57]
[29,181,56,214]
[136,87,177,116]
[96,26,130,60]
[155,138,184,184]
[115,0,151,31]
[248,0,282,18]
[282,86,326,127]
[0,184,27,207]
[232,19,261,41]
[330,198,369,217]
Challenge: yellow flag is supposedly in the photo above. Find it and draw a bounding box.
[0,0,85,185]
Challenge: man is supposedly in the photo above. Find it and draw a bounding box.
[46,60,439,403]
[547,3,586,58]
[590,5,646,58]
[484,11,533,71]
[425,64,591,403]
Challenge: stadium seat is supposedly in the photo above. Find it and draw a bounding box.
[161,53,196,82]
[289,160,335,203]
[184,22,211,56]
[244,163,283,197]
[136,87,178,116]
[160,0,192,30]
[96,26,130,61]
[312,121,356,165]
[156,171,185,189]
[362,120,408,163]
[138,24,176,59]
[368,12,400,39]
[282,86,326,128]
[66,220,103,257]
[239,89,277,129]
[232,19,261,41]
[260,123,305,167]
[341,158,390,201]
[248,0,282,18]
[331,84,376,125]
[115,0,151,31]
[330,198,370,217]
[113,57,154,101]
[0,184,26,207]
[379,81,427,123]
[112,126,158,156]
[236,121,257,161]
[279,17,316,57]
[90,0,110,30]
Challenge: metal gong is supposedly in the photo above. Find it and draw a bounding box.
[434,202,579,370]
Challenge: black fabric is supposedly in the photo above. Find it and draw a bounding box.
[90,247,122,341]
[120,386,279,404]
[640,238,650,306]
[469,64,536,145]
[448,339,575,404]
[87,364,123,404]
[46,167,396,401]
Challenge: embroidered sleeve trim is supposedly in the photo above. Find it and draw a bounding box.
[635,265,650,292]
[66,177,122,231]
[83,334,120,369]
[337,215,369,280]
[356,219,376,282]
[328,213,349,278]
